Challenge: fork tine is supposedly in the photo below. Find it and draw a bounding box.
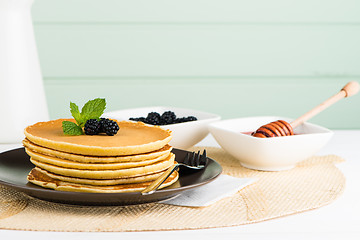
[183,151,207,167]
[183,152,190,164]
[195,150,200,166]
[195,151,200,166]
[190,151,196,166]
[201,149,207,165]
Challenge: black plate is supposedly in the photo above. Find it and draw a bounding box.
[0,148,222,205]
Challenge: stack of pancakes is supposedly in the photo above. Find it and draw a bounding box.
[23,119,178,193]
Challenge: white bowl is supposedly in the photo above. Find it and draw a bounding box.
[208,116,333,171]
[103,106,221,149]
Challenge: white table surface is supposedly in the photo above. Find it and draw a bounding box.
[0,130,359,240]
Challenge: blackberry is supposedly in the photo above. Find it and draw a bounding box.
[99,118,119,136]
[174,116,197,124]
[84,119,101,135]
[185,116,197,122]
[145,112,161,125]
[174,117,187,124]
[129,117,146,123]
[160,111,176,125]
[128,111,198,125]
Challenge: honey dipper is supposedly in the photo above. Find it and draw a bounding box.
[252,81,360,138]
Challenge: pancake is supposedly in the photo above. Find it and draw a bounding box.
[23,139,172,163]
[30,153,175,179]
[25,147,170,170]
[30,167,171,186]
[28,167,179,193]
[24,118,178,193]
[24,119,172,156]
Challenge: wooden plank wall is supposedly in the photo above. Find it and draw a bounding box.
[31,0,360,129]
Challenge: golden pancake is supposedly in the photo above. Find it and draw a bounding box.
[30,153,175,179]
[23,139,172,163]
[25,148,170,170]
[28,168,179,193]
[30,167,171,186]
[24,119,172,156]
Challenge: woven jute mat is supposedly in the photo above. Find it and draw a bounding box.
[0,147,345,232]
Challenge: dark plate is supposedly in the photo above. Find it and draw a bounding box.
[0,148,222,205]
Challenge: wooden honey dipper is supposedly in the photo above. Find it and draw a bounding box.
[252,81,360,138]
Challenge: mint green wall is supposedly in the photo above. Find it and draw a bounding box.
[32,0,360,129]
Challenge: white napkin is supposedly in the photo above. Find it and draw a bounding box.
[160,174,256,207]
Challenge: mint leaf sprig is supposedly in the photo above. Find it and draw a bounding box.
[62,121,83,136]
[62,98,106,135]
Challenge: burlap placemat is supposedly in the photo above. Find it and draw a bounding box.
[0,147,345,232]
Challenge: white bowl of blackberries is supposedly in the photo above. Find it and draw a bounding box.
[103,106,220,149]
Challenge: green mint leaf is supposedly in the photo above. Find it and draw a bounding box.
[70,102,84,126]
[80,98,106,125]
[62,121,83,136]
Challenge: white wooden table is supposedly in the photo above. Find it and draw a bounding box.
[0,130,359,240]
